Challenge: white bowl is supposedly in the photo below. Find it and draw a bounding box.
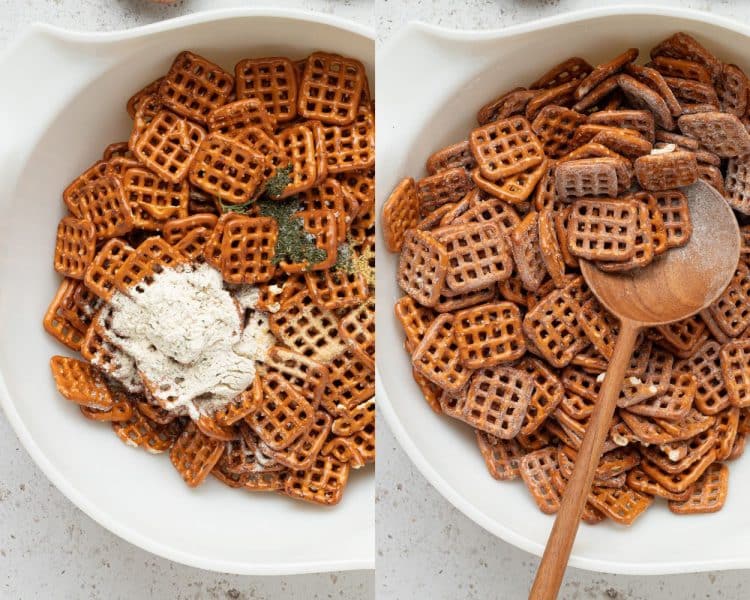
[0,8,374,576]
[377,6,750,575]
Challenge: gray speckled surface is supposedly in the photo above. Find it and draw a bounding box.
[376,1,749,599]
[0,2,373,599]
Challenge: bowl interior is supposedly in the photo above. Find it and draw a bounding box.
[0,14,373,574]
[377,12,750,574]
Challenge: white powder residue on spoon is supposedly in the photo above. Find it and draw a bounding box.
[102,263,270,419]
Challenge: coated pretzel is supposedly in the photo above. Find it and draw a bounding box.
[472,160,547,204]
[705,262,750,338]
[234,56,297,122]
[626,371,696,421]
[678,112,750,158]
[113,406,183,454]
[397,229,448,308]
[432,221,513,294]
[454,302,526,369]
[169,422,224,487]
[652,190,692,249]
[84,239,135,301]
[519,447,562,514]
[395,295,437,351]
[634,150,698,191]
[412,314,473,394]
[321,104,375,174]
[597,202,655,273]
[338,299,375,369]
[651,32,721,81]
[297,52,365,126]
[648,55,712,84]
[509,211,548,292]
[426,140,477,174]
[554,158,620,201]
[566,198,639,262]
[587,485,653,526]
[721,339,750,408]
[530,105,587,159]
[469,116,544,181]
[158,51,234,124]
[477,88,538,125]
[617,73,674,130]
[517,357,565,435]
[417,167,474,213]
[574,48,639,101]
[678,341,731,415]
[587,109,655,142]
[476,432,525,480]
[531,57,594,90]
[718,63,749,116]
[113,236,186,296]
[724,156,750,215]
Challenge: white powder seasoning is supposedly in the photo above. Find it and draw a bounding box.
[102,263,270,420]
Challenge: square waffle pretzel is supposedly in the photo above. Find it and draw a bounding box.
[705,262,750,338]
[131,110,206,183]
[382,177,420,252]
[518,358,565,435]
[268,291,347,363]
[267,411,332,470]
[721,339,750,408]
[477,88,538,125]
[724,156,750,215]
[522,277,592,368]
[207,97,276,137]
[113,406,183,453]
[476,432,525,480]
[218,215,278,284]
[122,167,189,228]
[297,178,349,242]
[519,447,562,514]
[678,111,750,157]
[320,349,374,415]
[417,167,473,213]
[283,454,351,505]
[398,229,448,308]
[113,236,186,296]
[321,104,375,174]
[626,371,696,421]
[472,159,547,205]
[260,345,329,406]
[597,202,656,272]
[338,300,375,370]
[555,159,620,201]
[462,366,534,439]
[412,314,473,394]
[537,207,567,287]
[634,151,698,191]
[679,341,731,415]
[531,105,587,158]
[395,296,436,351]
[169,422,224,487]
[469,116,544,181]
[587,486,653,526]
[50,356,114,410]
[331,398,375,438]
[425,140,476,174]
[276,123,323,198]
[641,429,717,474]
[530,57,593,90]
[54,217,96,279]
[83,239,135,301]
[668,463,728,514]
[304,264,370,311]
[248,371,315,452]
[274,208,338,274]
[587,110,655,142]
[162,214,218,245]
[432,222,513,294]
[234,57,297,123]
[189,133,267,205]
[77,176,134,240]
[297,52,365,126]
[567,198,639,262]
[158,51,234,124]
[509,211,548,293]
[455,193,521,233]
[454,302,525,369]
[63,160,109,217]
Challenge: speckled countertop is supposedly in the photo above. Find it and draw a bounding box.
[376,1,750,599]
[0,2,374,599]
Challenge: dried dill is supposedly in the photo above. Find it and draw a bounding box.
[352,245,375,287]
[333,241,354,273]
[219,165,294,214]
[258,197,327,268]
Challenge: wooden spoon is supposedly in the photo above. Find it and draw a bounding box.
[529,180,740,600]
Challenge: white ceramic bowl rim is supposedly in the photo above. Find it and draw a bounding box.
[377,4,750,576]
[0,7,374,576]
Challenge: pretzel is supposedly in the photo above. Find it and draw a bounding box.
[675,341,729,415]
[462,366,533,438]
[714,407,740,461]
[321,105,374,174]
[559,445,640,482]
[718,63,749,116]
[80,394,134,423]
[641,425,715,475]
[432,222,512,294]
[663,77,719,110]
[651,32,721,80]
[126,76,163,118]
[472,160,547,204]
[50,355,114,410]
[158,51,234,124]
[555,158,619,201]
[207,97,276,137]
[114,236,186,296]
[259,346,329,407]
[161,214,217,245]
[304,264,370,311]
[297,52,365,125]
[571,76,620,113]
[525,80,578,121]
[122,167,189,229]
[476,432,524,480]
[412,314,473,394]
[641,446,717,494]
[626,371,696,421]
[667,463,728,514]
[519,447,561,514]
[425,140,476,174]
[273,122,322,198]
[338,299,375,369]
[336,170,374,216]
[469,116,544,182]
[283,454,350,505]
[416,167,473,214]
[652,190,692,249]
[617,73,674,130]
[648,56,712,84]
[678,112,750,157]
[477,88,538,125]
[598,202,655,273]
[530,105,587,158]
[233,56,297,123]
[269,291,347,363]
[720,339,750,408]
[320,350,374,415]
[657,408,716,441]
[590,127,652,159]
[625,63,682,120]
[634,150,698,191]
[397,229,448,308]
[505,211,546,292]
[578,297,619,359]
[587,485,652,526]
[518,357,565,435]
[453,302,525,369]
[54,217,96,280]
[60,280,101,334]
[131,110,206,183]
[113,405,183,453]
[574,48,638,100]
[587,109,655,142]
[395,296,436,352]
[529,57,592,90]
[567,198,639,262]
[297,178,349,242]
[75,176,134,240]
[166,421,224,486]
[619,346,673,408]
[523,277,592,368]
[705,263,750,338]
[63,160,109,217]
[626,467,693,501]
[216,215,278,284]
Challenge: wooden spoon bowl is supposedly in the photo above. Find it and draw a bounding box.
[530,180,740,600]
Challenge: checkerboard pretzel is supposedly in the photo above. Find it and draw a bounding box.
[566,198,640,262]
[470,116,544,182]
[234,56,298,123]
[297,51,366,126]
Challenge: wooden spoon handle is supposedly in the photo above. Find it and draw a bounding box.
[529,320,640,600]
